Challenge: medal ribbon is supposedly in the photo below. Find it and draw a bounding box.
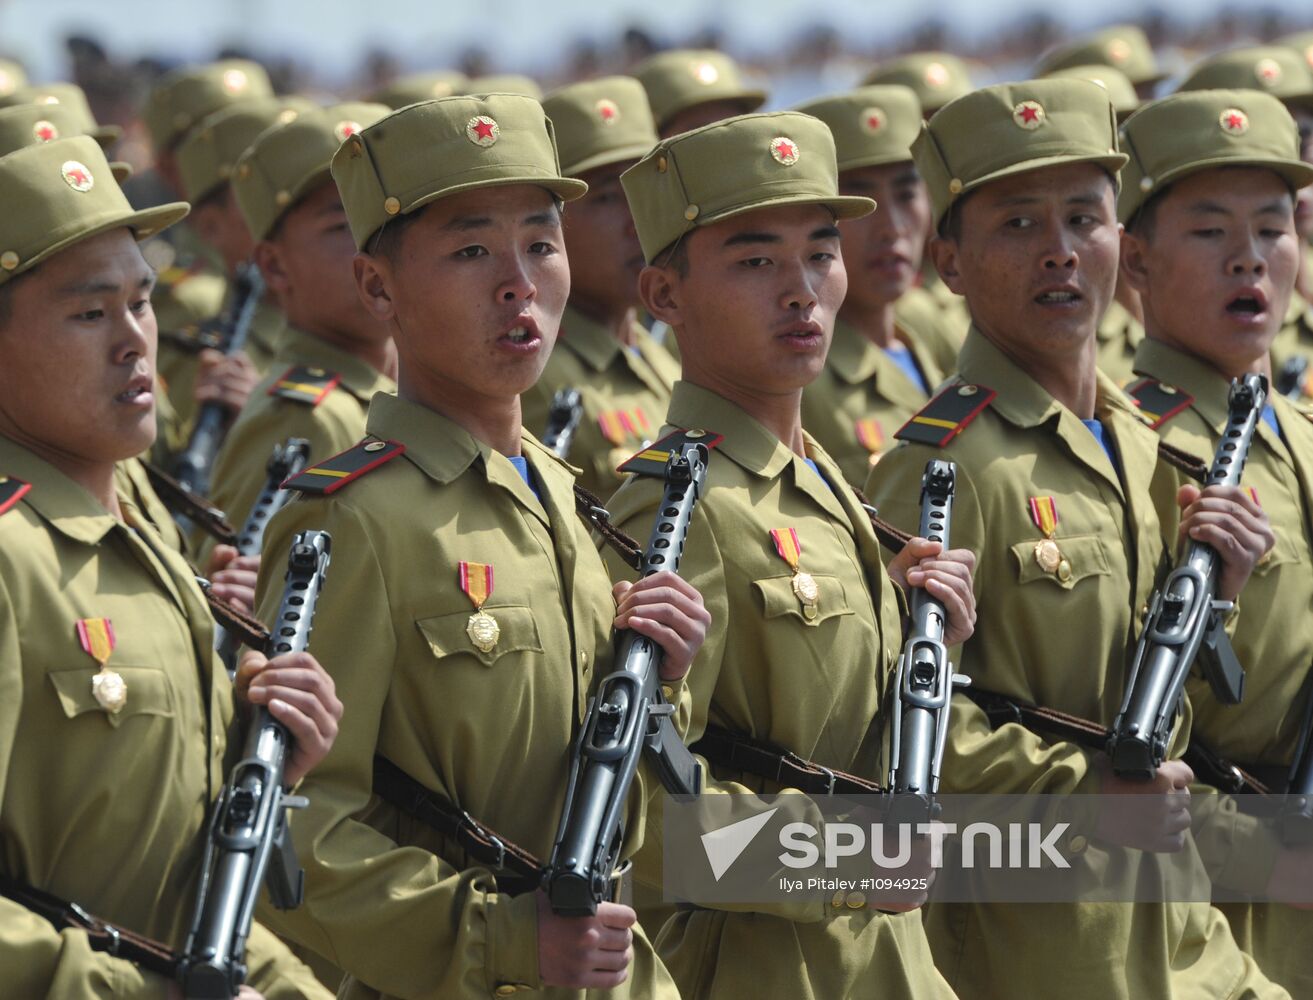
[1028,496,1059,538]
[1246,486,1260,508]
[599,412,627,445]
[76,618,116,666]
[458,561,494,611]
[854,417,885,454]
[769,527,803,573]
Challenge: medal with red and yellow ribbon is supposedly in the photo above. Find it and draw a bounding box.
[770,527,819,620]
[1028,496,1070,582]
[77,617,126,713]
[854,417,885,467]
[459,561,500,652]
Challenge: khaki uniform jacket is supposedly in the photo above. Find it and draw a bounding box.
[602,381,955,1000]
[521,306,679,498]
[251,392,680,1000]
[1270,291,1313,399]
[801,318,942,487]
[865,329,1284,1000]
[1133,337,1313,998]
[0,436,327,999]
[209,323,396,545]
[1094,298,1146,387]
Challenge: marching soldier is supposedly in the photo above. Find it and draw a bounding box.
[521,77,677,496]
[250,94,708,999]
[865,78,1286,999]
[1118,88,1313,996]
[0,134,340,998]
[1034,24,1169,100]
[633,49,766,138]
[795,84,950,480]
[606,109,978,999]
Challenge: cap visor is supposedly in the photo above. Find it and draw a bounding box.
[110,161,134,183]
[12,201,189,280]
[837,152,915,173]
[92,124,123,147]
[405,174,589,219]
[957,152,1129,215]
[1154,156,1313,200]
[702,192,875,231]
[563,143,654,179]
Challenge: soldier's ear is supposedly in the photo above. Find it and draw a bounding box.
[639,262,683,328]
[253,240,288,298]
[928,236,963,295]
[1119,227,1151,297]
[353,252,396,323]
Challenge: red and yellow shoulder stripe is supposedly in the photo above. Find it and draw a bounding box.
[894,383,995,447]
[269,365,342,407]
[1124,376,1194,429]
[282,439,405,495]
[617,428,722,477]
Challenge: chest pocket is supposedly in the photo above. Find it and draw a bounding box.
[1009,534,1113,592]
[1251,527,1301,578]
[47,666,177,730]
[416,605,544,667]
[753,574,854,628]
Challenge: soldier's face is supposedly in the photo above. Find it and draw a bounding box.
[837,162,930,309]
[661,100,753,139]
[1122,167,1298,378]
[263,180,387,347]
[562,161,644,316]
[355,184,569,403]
[1292,108,1313,240]
[0,228,158,464]
[190,185,255,276]
[643,203,846,396]
[932,163,1118,358]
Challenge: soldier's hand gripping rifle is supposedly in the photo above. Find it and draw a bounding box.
[545,443,708,916]
[1108,374,1267,780]
[887,460,970,825]
[169,263,266,504]
[179,530,330,998]
[542,387,584,459]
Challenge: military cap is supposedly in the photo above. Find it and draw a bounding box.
[176,96,313,204]
[464,74,543,100]
[542,76,657,177]
[911,78,1126,231]
[633,49,766,131]
[861,53,974,115]
[1117,89,1313,223]
[1035,25,1165,87]
[0,104,131,181]
[332,93,586,250]
[0,135,187,284]
[1277,32,1313,74]
[0,82,120,145]
[370,71,468,109]
[143,59,273,152]
[793,85,921,171]
[620,111,874,263]
[1043,64,1140,120]
[1177,46,1313,114]
[0,58,27,98]
[235,102,390,240]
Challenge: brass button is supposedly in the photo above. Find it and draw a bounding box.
[948,178,963,194]
[846,890,867,909]
[1159,383,1176,395]
[1068,834,1088,854]
[831,889,846,908]
[1057,559,1073,583]
[684,204,699,221]
[686,429,706,439]
[384,196,401,215]
[661,684,674,699]
[275,190,291,207]
[657,154,668,173]
[363,440,387,452]
[957,384,978,397]
[0,250,18,270]
[1139,176,1153,192]
[581,651,588,668]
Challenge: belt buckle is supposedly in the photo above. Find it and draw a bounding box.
[608,860,633,905]
[458,809,507,872]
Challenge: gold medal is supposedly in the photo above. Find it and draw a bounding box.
[1034,538,1062,574]
[771,527,820,618]
[76,618,125,715]
[1057,559,1073,583]
[92,667,128,714]
[792,570,820,607]
[465,610,501,653]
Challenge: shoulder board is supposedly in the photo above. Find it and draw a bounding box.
[282,439,405,494]
[0,476,31,516]
[1124,376,1193,429]
[158,322,224,354]
[269,365,342,406]
[894,383,995,447]
[617,428,722,478]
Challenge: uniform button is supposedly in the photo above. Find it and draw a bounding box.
[384,196,401,215]
[957,384,978,397]
[363,440,387,452]
[1068,834,1088,855]
[1057,560,1073,583]
[494,985,529,996]
[581,652,588,668]
[831,889,846,908]
[661,684,674,700]
[846,890,867,909]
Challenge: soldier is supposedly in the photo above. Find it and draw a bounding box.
[0,134,341,998]
[1118,88,1313,996]
[369,70,467,109]
[520,77,677,496]
[1175,47,1313,398]
[633,49,766,138]
[250,94,709,999]
[0,81,123,149]
[606,109,978,999]
[796,84,952,481]
[865,79,1286,999]
[1035,24,1169,101]
[206,102,395,541]
[0,57,26,97]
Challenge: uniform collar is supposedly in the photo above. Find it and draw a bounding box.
[276,323,396,400]
[667,380,794,480]
[0,435,118,544]
[827,321,884,385]
[559,304,625,373]
[1132,337,1235,433]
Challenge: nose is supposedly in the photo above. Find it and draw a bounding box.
[778,258,819,313]
[497,251,538,304]
[1228,234,1266,278]
[113,303,151,365]
[1041,228,1077,272]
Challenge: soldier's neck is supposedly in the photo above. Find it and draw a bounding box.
[1113,273,1144,324]
[569,295,638,347]
[1143,329,1273,384]
[0,429,122,517]
[839,298,898,348]
[682,369,807,456]
[979,326,1099,419]
[303,321,394,376]
[397,374,523,457]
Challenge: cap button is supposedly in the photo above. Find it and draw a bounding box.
[657,154,668,173]
[948,178,963,195]
[684,204,699,221]
[275,190,291,207]
[957,384,978,397]
[236,163,251,180]
[0,251,18,271]
[384,196,401,216]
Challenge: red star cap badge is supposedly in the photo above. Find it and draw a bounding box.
[595,99,620,124]
[924,62,950,88]
[222,69,248,94]
[1255,58,1283,87]
[1107,39,1132,64]
[1012,101,1045,130]
[770,136,800,166]
[466,115,500,147]
[1219,108,1250,135]
[61,159,94,192]
[334,120,361,143]
[861,107,887,134]
[33,120,58,142]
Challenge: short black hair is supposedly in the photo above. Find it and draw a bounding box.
[367,203,430,264]
[1124,194,1160,241]
[653,237,688,276]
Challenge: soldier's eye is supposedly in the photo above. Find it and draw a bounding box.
[76,309,104,321]
[454,245,488,259]
[742,257,771,268]
[529,241,558,255]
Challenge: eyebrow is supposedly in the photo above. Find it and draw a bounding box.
[56,273,155,298]
[1186,199,1290,216]
[991,191,1105,209]
[723,225,840,248]
[442,210,560,233]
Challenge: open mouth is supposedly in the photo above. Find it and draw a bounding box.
[1225,296,1264,316]
[1034,289,1082,305]
[506,326,535,344]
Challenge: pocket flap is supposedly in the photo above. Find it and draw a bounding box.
[1010,534,1112,591]
[416,605,543,665]
[47,666,176,728]
[752,574,853,628]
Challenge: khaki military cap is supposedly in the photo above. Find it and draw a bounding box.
[1118,89,1313,223]
[861,53,974,115]
[620,111,873,263]
[0,135,186,284]
[464,74,543,100]
[235,102,389,240]
[1278,32,1313,74]
[1035,25,1164,86]
[1044,64,1140,120]
[542,76,657,177]
[0,59,27,98]
[0,82,120,145]
[0,104,131,181]
[332,93,587,250]
[911,78,1126,230]
[144,59,273,152]
[794,85,921,171]
[1177,47,1313,114]
[633,50,766,131]
[176,96,313,204]
[370,71,468,109]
